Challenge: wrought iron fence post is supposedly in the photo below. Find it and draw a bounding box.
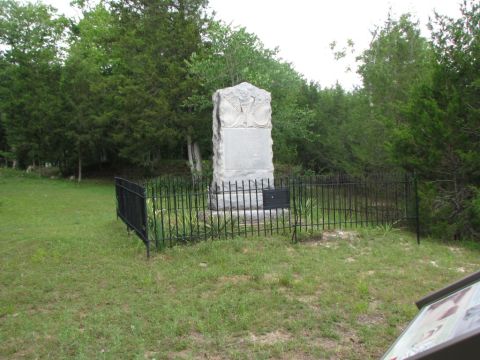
[144,185,150,258]
[291,177,298,243]
[150,180,159,250]
[115,178,119,220]
[404,173,409,220]
[414,172,420,245]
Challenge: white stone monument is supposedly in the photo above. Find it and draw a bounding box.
[210,82,274,212]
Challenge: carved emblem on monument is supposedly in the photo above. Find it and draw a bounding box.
[213,82,272,128]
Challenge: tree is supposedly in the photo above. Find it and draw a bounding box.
[358,13,434,124]
[353,13,434,171]
[0,0,68,168]
[61,3,115,181]
[100,0,209,172]
[391,1,480,239]
[185,21,310,169]
[186,21,279,104]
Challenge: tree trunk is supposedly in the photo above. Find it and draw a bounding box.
[187,135,202,175]
[187,135,193,170]
[192,141,202,173]
[78,153,82,183]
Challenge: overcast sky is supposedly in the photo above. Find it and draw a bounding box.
[44,0,462,89]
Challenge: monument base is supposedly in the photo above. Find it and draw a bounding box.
[200,208,289,222]
[209,190,265,210]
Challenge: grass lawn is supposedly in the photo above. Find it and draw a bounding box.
[1,169,479,359]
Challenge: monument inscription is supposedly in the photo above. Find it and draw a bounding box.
[223,128,273,171]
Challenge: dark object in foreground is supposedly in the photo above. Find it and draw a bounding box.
[381,270,480,360]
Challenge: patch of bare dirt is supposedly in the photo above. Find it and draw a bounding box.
[322,230,359,242]
[155,272,164,284]
[301,230,360,249]
[25,306,54,316]
[249,330,291,345]
[198,355,223,360]
[300,331,353,359]
[144,350,158,359]
[368,299,382,311]
[315,325,368,359]
[217,275,250,285]
[279,351,317,360]
[164,332,214,359]
[156,253,173,261]
[447,246,463,253]
[304,241,339,249]
[167,349,190,359]
[337,325,361,345]
[402,246,413,252]
[263,273,279,283]
[314,337,339,351]
[10,347,36,359]
[188,331,207,344]
[357,313,385,326]
[297,294,318,304]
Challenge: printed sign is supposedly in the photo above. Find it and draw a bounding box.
[382,280,480,360]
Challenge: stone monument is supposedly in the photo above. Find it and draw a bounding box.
[210,82,274,212]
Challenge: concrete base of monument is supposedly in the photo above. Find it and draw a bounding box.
[209,191,265,210]
[200,208,290,222]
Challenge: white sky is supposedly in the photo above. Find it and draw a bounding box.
[43,0,462,89]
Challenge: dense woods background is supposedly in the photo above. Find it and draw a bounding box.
[0,0,479,240]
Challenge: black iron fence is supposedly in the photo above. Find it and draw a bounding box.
[115,174,419,255]
[115,177,150,256]
[114,173,419,255]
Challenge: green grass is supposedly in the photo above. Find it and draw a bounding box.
[1,168,480,359]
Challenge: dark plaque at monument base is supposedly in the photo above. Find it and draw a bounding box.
[262,188,290,210]
[382,270,480,360]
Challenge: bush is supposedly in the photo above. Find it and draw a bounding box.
[419,183,480,241]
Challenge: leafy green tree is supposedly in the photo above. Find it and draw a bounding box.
[61,3,115,180]
[0,0,68,168]
[186,21,279,107]
[391,1,480,239]
[104,0,208,171]
[353,14,434,171]
[287,82,372,175]
[358,13,434,125]
[0,110,11,166]
[186,21,310,167]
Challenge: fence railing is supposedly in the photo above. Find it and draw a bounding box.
[136,173,419,252]
[115,177,150,256]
